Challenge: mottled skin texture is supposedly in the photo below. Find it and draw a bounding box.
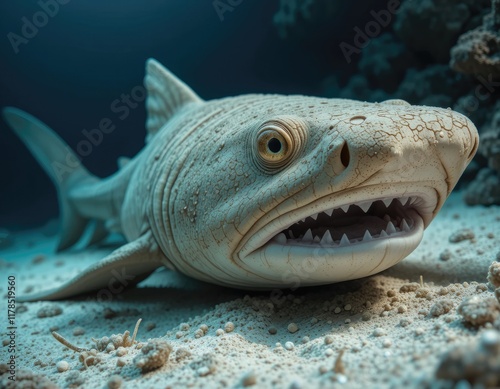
[3,59,478,300]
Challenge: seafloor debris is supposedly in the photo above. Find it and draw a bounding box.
[458,295,500,326]
[52,318,143,368]
[0,365,58,389]
[133,338,172,373]
[435,330,500,387]
[37,305,63,318]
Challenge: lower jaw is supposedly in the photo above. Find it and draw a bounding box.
[235,212,425,289]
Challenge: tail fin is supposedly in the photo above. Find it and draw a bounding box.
[2,107,98,251]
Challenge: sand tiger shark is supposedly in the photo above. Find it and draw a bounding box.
[3,59,478,300]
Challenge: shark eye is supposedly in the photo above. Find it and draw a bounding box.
[251,117,308,174]
[257,128,291,162]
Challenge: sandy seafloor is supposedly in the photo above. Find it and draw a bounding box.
[0,191,499,389]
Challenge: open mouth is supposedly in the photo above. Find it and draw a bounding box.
[269,197,422,247]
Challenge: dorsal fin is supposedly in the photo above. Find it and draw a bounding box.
[144,58,203,140]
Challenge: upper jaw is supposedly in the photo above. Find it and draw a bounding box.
[237,185,438,259]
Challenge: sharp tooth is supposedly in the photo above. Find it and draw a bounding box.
[313,236,320,243]
[380,230,389,238]
[274,233,287,244]
[310,213,318,221]
[288,230,295,239]
[401,219,410,232]
[324,208,333,217]
[382,198,392,208]
[340,233,350,246]
[340,204,350,213]
[399,197,409,206]
[320,230,334,245]
[386,221,397,234]
[362,230,372,241]
[303,229,313,241]
[383,214,391,222]
[358,202,371,213]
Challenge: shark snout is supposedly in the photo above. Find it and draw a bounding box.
[325,108,479,196]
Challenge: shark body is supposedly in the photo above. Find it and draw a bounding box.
[3,59,479,300]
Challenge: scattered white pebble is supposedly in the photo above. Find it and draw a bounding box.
[325,348,334,357]
[373,328,386,337]
[197,366,211,376]
[334,307,341,314]
[284,341,294,350]
[216,329,224,336]
[324,335,334,344]
[382,339,392,348]
[287,323,299,333]
[56,360,69,372]
[344,304,352,311]
[224,322,235,333]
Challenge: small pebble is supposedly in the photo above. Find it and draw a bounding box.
[287,323,299,333]
[56,360,69,373]
[216,329,224,336]
[344,304,352,311]
[116,358,126,367]
[284,341,294,350]
[268,327,277,335]
[197,366,211,376]
[107,375,123,389]
[73,327,85,336]
[373,328,386,337]
[241,371,257,387]
[325,348,334,357]
[382,339,392,348]
[324,335,334,345]
[224,322,235,333]
[199,324,209,334]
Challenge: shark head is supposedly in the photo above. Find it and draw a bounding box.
[161,92,478,289]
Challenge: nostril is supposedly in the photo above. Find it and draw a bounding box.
[340,141,350,168]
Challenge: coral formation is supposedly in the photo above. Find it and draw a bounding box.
[450,0,500,79]
[458,295,500,326]
[465,102,500,205]
[134,339,172,373]
[394,0,488,62]
[435,330,500,387]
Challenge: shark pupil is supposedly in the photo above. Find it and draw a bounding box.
[268,138,282,153]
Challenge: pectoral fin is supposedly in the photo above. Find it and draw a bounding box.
[18,233,166,301]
